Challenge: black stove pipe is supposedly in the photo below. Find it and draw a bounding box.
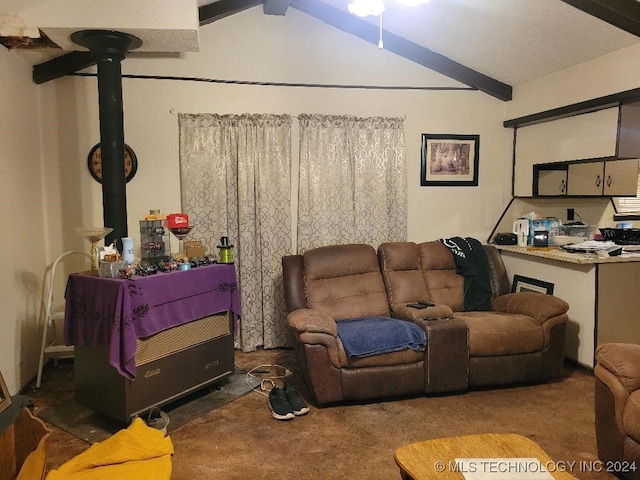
[71,30,142,251]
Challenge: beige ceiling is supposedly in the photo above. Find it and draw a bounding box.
[2,0,640,88]
[320,0,640,85]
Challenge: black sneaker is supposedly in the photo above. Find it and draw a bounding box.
[284,383,310,416]
[268,387,294,420]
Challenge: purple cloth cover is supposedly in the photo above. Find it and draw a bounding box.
[64,264,241,380]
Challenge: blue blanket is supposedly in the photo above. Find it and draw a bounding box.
[336,316,426,358]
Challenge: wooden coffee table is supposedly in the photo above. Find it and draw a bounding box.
[394,433,579,479]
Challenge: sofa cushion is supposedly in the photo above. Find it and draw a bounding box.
[379,241,421,270]
[337,340,425,368]
[303,244,390,320]
[419,240,456,270]
[378,242,431,305]
[455,312,544,356]
[439,237,492,311]
[421,270,465,311]
[392,303,454,321]
[385,270,430,306]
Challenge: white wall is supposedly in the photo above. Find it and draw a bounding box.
[507,43,640,120]
[0,48,48,394]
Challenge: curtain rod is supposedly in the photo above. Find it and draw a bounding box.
[70,72,477,92]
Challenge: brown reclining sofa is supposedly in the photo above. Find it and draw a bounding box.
[594,343,640,480]
[282,240,569,406]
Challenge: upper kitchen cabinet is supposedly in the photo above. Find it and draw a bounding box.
[603,159,640,195]
[513,103,640,197]
[566,161,603,196]
[566,159,639,196]
[534,164,568,196]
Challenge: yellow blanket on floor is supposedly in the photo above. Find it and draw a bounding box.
[46,418,174,480]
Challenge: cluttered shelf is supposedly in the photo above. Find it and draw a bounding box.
[494,244,640,264]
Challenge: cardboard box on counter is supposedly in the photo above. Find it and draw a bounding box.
[184,241,205,258]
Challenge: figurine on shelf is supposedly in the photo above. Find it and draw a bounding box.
[99,241,121,262]
[97,240,126,278]
[118,266,135,279]
[158,259,179,272]
[136,261,158,276]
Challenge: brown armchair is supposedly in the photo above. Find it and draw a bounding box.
[378,241,569,387]
[594,343,640,480]
[282,244,468,405]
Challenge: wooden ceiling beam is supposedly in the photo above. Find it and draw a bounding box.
[290,0,512,101]
[561,0,640,37]
[263,0,290,16]
[32,51,95,84]
[199,0,262,26]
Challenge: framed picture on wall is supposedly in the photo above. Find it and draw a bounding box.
[420,134,480,186]
[511,275,555,295]
[0,369,11,414]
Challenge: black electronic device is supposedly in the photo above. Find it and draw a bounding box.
[408,301,435,309]
[598,245,623,257]
[494,233,517,245]
[533,230,549,247]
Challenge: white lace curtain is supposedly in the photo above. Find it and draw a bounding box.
[178,113,292,351]
[179,113,406,351]
[297,114,407,252]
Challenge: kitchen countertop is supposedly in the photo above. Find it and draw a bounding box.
[494,244,640,265]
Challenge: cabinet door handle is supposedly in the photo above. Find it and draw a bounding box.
[560,179,566,194]
[596,174,601,187]
[606,175,612,187]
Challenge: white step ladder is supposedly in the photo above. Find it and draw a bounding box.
[35,250,90,389]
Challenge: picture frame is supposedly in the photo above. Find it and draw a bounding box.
[0,369,11,414]
[511,275,555,295]
[420,134,480,186]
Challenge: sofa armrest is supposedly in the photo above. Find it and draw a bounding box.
[288,309,341,368]
[391,303,454,322]
[596,343,640,394]
[421,318,468,393]
[595,344,640,449]
[491,292,569,324]
[282,254,308,312]
[288,309,338,336]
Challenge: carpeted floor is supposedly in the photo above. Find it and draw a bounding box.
[31,348,616,480]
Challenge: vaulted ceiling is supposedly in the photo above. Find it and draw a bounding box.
[2,0,640,102]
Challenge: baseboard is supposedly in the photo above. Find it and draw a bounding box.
[563,357,594,376]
